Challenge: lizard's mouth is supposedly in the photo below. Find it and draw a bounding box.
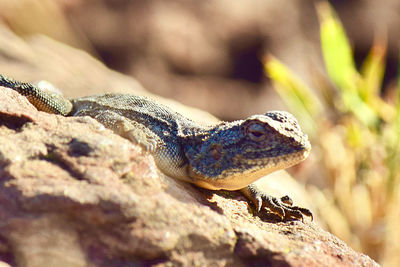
[189,146,311,191]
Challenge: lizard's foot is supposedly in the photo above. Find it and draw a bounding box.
[114,118,158,152]
[256,194,313,222]
[240,184,313,222]
[85,110,158,153]
[125,129,158,152]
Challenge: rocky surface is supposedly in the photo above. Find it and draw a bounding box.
[0,81,378,267]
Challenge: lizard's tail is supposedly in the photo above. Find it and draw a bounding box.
[0,74,73,115]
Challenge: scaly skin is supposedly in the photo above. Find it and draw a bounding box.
[0,74,312,221]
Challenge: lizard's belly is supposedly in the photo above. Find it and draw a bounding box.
[187,164,281,191]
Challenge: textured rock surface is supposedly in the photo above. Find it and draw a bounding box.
[0,88,379,266]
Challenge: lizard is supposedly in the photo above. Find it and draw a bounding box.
[0,74,313,222]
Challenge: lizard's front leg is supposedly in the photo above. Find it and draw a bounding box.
[73,109,158,152]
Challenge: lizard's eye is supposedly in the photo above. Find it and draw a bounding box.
[247,123,266,141]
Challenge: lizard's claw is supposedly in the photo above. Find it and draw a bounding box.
[241,185,313,222]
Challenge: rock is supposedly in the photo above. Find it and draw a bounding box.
[0,86,378,266]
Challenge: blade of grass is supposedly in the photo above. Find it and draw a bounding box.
[316,1,358,92]
[360,37,395,122]
[360,37,386,98]
[264,55,322,137]
[316,1,378,127]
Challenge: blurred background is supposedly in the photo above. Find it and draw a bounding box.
[0,0,399,266]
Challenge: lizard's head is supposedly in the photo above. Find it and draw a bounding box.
[185,111,311,190]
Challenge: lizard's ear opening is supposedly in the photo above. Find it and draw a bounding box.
[210,144,223,160]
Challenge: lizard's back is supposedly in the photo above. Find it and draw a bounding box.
[71,94,206,180]
[72,94,202,135]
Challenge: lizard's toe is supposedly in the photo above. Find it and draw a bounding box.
[260,195,286,220]
[280,195,293,206]
[125,129,157,153]
[288,205,313,221]
[140,138,158,153]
